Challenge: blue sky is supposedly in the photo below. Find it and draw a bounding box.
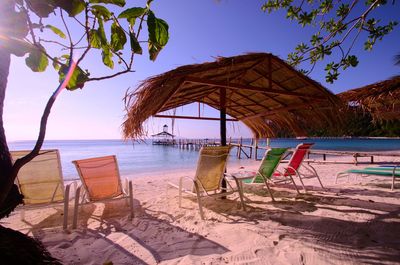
[4,0,400,141]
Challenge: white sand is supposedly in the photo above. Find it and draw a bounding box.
[2,155,400,265]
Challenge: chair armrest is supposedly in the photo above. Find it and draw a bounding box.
[65,181,78,199]
[224,171,257,180]
[122,177,132,196]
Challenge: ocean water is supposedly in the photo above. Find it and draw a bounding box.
[8,138,400,180]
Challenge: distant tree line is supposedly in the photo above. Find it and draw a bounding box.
[274,109,400,138]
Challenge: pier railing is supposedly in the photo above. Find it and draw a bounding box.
[158,137,400,165]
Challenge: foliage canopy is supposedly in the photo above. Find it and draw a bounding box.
[262,0,398,83]
[2,0,169,90]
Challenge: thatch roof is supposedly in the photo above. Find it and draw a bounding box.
[123,53,341,139]
[338,76,400,120]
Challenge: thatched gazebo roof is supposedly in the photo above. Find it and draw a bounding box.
[123,53,340,139]
[338,76,400,120]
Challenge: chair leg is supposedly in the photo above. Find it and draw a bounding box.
[295,171,307,192]
[72,186,81,229]
[63,184,71,230]
[263,179,275,202]
[335,173,340,184]
[232,177,246,211]
[392,175,395,191]
[288,175,301,194]
[194,183,205,220]
[178,177,183,208]
[305,164,326,191]
[128,181,134,220]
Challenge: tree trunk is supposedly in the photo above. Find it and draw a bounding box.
[0,0,25,218]
[0,42,24,218]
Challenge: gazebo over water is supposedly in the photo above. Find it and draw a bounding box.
[151,125,175,145]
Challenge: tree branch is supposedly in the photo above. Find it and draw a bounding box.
[87,69,134,82]
[13,56,77,171]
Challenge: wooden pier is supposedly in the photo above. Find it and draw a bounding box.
[159,138,400,165]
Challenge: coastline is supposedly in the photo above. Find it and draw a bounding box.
[3,154,400,264]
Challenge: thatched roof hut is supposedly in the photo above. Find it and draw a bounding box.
[123,53,341,139]
[338,76,400,120]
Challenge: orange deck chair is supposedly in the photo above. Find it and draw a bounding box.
[72,155,133,228]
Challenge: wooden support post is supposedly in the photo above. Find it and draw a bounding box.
[371,156,374,164]
[220,87,227,198]
[238,137,242,159]
[255,138,258,160]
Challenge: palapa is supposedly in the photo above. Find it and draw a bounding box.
[123,53,341,139]
[338,76,400,121]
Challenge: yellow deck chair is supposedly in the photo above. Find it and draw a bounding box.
[72,155,133,228]
[11,149,76,230]
[168,146,246,220]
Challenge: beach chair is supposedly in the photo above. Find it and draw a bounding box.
[230,148,288,201]
[72,155,133,229]
[272,143,325,192]
[335,165,399,190]
[168,146,246,220]
[11,149,76,230]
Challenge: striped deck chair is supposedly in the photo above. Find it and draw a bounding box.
[335,165,399,190]
[11,149,76,230]
[168,146,245,220]
[230,148,288,201]
[272,143,325,193]
[72,155,133,228]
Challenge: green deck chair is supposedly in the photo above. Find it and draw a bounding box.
[335,165,399,190]
[242,148,288,201]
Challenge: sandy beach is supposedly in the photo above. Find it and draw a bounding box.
[2,155,400,265]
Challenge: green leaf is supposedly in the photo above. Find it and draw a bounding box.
[89,0,126,7]
[91,5,112,20]
[25,45,49,72]
[52,57,61,70]
[147,10,169,60]
[147,10,169,46]
[118,7,146,19]
[26,0,56,18]
[102,47,114,68]
[98,20,108,47]
[129,32,142,54]
[54,0,85,17]
[148,41,161,61]
[89,29,102,49]
[58,64,89,90]
[110,22,127,51]
[45,25,66,39]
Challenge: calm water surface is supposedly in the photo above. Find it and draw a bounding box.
[8,138,400,180]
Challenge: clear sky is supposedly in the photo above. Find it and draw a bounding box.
[4,0,400,141]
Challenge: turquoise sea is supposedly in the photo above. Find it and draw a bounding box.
[8,138,400,180]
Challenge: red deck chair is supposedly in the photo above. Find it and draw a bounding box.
[273,143,325,192]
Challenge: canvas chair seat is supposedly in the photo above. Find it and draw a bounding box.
[168,146,246,220]
[11,149,76,230]
[72,155,133,229]
[271,143,325,193]
[228,148,288,201]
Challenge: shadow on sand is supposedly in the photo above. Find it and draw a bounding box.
[23,198,229,264]
[199,184,400,265]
